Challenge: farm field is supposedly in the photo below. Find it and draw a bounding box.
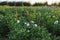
[0,6,60,40]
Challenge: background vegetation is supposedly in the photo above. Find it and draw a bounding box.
[0,1,60,6]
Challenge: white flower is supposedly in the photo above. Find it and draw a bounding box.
[24,22,27,24]
[24,22,30,26]
[17,20,20,23]
[31,21,34,24]
[27,30,30,32]
[54,20,58,24]
[26,23,30,26]
[34,24,37,27]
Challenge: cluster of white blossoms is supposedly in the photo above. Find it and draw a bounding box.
[16,20,38,27]
[25,21,38,27]
[17,19,59,27]
[24,22,30,26]
[54,20,59,24]
[24,21,38,27]
[31,21,38,27]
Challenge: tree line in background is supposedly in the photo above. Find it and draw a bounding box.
[0,1,60,6]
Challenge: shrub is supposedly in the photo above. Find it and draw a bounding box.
[0,15,10,37]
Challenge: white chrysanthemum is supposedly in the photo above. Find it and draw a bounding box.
[31,21,34,24]
[54,20,58,24]
[24,22,27,24]
[26,23,30,26]
[17,20,20,23]
[34,24,37,27]
[27,30,30,32]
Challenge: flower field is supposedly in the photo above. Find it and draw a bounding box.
[0,6,60,40]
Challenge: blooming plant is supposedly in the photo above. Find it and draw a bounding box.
[0,6,60,40]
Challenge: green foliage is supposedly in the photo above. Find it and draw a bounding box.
[0,6,60,40]
[0,15,9,38]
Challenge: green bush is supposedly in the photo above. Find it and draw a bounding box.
[8,25,52,40]
[0,15,10,37]
[0,6,60,40]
